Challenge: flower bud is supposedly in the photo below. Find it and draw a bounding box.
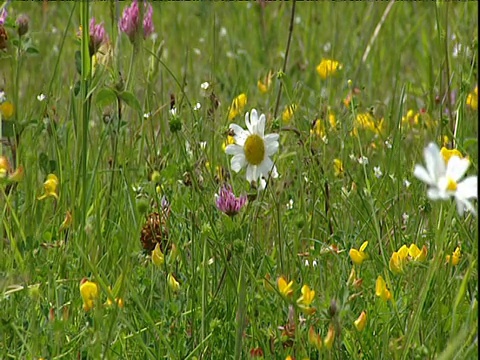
[16,14,29,37]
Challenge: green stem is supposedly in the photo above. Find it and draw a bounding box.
[79,2,91,237]
[234,259,246,360]
[273,0,296,120]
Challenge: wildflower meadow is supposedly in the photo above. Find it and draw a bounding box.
[0,1,478,359]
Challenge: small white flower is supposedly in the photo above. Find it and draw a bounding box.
[37,93,46,102]
[384,140,392,149]
[323,42,331,52]
[170,107,177,117]
[312,260,318,267]
[403,179,411,188]
[294,16,301,25]
[349,153,356,161]
[358,156,369,165]
[219,27,227,37]
[225,109,279,186]
[143,112,151,119]
[304,259,310,267]
[286,199,294,210]
[0,91,6,103]
[374,166,383,178]
[193,102,201,111]
[193,48,201,56]
[200,141,207,150]
[414,142,477,216]
[200,82,210,90]
[402,212,409,223]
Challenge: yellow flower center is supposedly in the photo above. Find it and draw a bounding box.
[446,176,457,191]
[244,134,265,165]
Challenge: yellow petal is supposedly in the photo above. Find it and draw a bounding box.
[354,311,367,331]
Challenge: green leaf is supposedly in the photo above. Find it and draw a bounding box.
[25,46,39,54]
[74,50,81,76]
[118,91,142,116]
[95,87,117,109]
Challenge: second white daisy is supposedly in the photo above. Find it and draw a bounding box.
[225,108,279,186]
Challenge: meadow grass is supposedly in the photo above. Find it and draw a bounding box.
[0,1,478,359]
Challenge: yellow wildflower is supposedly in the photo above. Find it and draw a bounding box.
[152,243,165,267]
[37,174,59,200]
[227,93,247,121]
[105,287,124,309]
[310,118,325,138]
[375,275,392,302]
[277,276,294,297]
[333,159,344,178]
[222,135,235,151]
[466,86,478,110]
[167,273,180,292]
[440,147,463,163]
[0,101,14,119]
[316,59,342,80]
[355,112,383,134]
[308,326,322,350]
[354,311,367,331]
[324,324,335,350]
[80,278,99,312]
[408,244,427,262]
[0,156,10,179]
[446,247,461,266]
[59,211,73,232]
[402,109,418,127]
[297,284,316,315]
[282,104,297,124]
[389,245,409,274]
[258,70,274,94]
[328,109,336,128]
[349,241,369,266]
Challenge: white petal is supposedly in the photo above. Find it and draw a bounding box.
[446,156,470,182]
[424,143,445,181]
[225,144,243,155]
[246,164,257,183]
[257,113,266,137]
[264,133,279,142]
[246,109,257,134]
[427,188,449,200]
[413,165,435,186]
[266,140,279,156]
[231,154,246,172]
[258,157,274,178]
[270,165,279,178]
[456,176,477,199]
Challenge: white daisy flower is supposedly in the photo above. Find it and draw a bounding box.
[413,142,477,216]
[225,109,279,186]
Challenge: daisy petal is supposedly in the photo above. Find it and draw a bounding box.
[257,113,266,137]
[266,140,279,156]
[231,153,246,172]
[424,143,445,181]
[225,144,243,155]
[446,156,470,182]
[413,165,435,186]
[258,157,274,178]
[456,176,477,199]
[246,164,258,183]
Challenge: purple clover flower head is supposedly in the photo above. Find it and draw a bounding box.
[89,17,108,56]
[143,2,154,39]
[119,0,154,44]
[0,8,7,26]
[215,184,247,217]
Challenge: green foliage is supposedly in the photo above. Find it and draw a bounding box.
[0,1,478,359]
